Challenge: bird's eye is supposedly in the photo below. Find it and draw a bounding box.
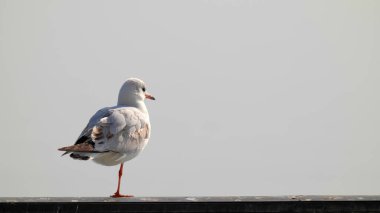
[142,87,146,92]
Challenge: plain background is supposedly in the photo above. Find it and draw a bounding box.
[0,0,379,197]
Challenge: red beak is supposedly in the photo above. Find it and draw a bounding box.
[145,93,156,100]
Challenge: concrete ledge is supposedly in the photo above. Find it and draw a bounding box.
[1,196,380,212]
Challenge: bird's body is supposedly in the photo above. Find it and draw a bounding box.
[70,106,151,166]
[58,78,155,197]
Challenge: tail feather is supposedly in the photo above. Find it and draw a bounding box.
[58,142,103,153]
[58,142,109,161]
[61,151,70,157]
[70,153,91,160]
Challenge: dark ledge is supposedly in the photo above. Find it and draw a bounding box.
[1,196,380,212]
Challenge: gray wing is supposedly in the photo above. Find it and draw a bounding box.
[59,107,150,154]
[74,107,112,145]
[91,108,150,153]
[58,107,112,155]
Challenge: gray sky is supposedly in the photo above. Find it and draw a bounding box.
[1,0,379,197]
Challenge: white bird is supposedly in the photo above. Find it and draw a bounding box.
[58,78,155,198]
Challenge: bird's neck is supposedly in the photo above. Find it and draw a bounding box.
[135,100,149,114]
[118,98,149,114]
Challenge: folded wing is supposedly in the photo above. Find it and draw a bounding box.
[58,107,150,158]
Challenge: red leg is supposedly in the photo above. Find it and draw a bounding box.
[111,163,133,198]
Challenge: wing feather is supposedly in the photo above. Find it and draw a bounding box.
[58,107,150,156]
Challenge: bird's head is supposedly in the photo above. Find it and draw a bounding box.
[118,78,155,106]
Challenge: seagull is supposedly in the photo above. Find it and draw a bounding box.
[58,78,155,198]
